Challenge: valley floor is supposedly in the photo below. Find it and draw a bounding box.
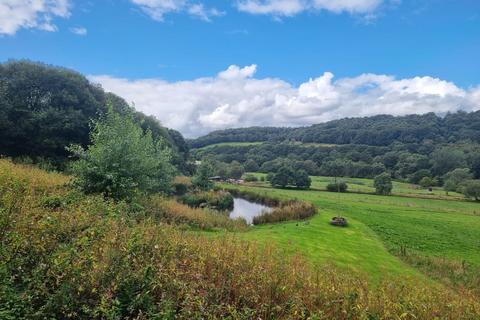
[219,182,480,284]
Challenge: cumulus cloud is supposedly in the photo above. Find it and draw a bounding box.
[130,0,222,21]
[0,0,71,35]
[90,65,480,137]
[236,0,384,17]
[70,26,87,35]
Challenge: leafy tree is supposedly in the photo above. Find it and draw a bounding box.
[374,173,393,195]
[244,159,260,172]
[409,169,431,184]
[228,161,245,180]
[326,182,348,192]
[431,147,466,176]
[443,168,473,194]
[193,159,215,191]
[271,166,294,188]
[419,177,436,188]
[69,109,175,201]
[460,180,480,201]
[467,151,480,179]
[294,170,311,189]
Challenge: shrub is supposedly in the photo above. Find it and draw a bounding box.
[68,108,175,201]
[244,174,258,182]
[374,173,393,195]
[326,181,348,192]
[172,176,192,195]
[192,159,215,191]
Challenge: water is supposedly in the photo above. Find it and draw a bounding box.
[229,197,273,225]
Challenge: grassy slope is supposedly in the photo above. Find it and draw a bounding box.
[220,183,480,280]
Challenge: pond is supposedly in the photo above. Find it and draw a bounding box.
[229,197,273,225]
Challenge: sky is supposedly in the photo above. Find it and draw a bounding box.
[1,0,479,137]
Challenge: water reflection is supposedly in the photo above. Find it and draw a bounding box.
[229,197,272,225]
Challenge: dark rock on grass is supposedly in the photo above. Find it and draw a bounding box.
[330,216,348,227]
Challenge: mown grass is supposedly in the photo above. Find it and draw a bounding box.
[247,172,466,199]
[2,159,480,319]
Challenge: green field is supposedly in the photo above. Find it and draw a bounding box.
[219,181,480,282]
[248,172,466,200]
[194,141,264,149]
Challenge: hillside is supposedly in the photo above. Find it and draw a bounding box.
[189,112,480,148]
[0,60,189,171]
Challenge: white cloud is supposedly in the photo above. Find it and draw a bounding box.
[70,26,87,35]
[236,0,384,17]
[90,65,480,138]
[130,0,222,21]
[0,0,71,35]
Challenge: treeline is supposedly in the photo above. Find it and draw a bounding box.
[0,60,189,172]
[190,112,480,148]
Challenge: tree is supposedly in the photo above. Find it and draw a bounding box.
[419,177,436,188]
[69,109,175,201]
[294,170,311,189]
[244,159,260,172]
[193,159,215,191]
[228,161,245,180]
[443,168,473,194]
[271,166,294,188]
[461,180,480,201]
[431,147,466,176]
[409,169,431,184]
[374,173,393,195]
[326,182,348,192]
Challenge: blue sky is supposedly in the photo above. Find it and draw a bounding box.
[1,0,479,136]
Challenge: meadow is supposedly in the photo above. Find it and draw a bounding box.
[249,172,466,199]
[220,180,480,292]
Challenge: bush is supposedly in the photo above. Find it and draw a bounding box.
[374,173,393,195]
[192,159,215,191]
[172,176,192,195]
[68,108,175,201]
[244,174,258,182]
[326,182,348,192]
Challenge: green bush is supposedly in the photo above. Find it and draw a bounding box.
[374,173,393,195]
[68,108,175,201]
[244,174,258,182]
[326,182,348,192]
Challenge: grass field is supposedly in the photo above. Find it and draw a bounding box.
[193,141,264,149]
[219,182,480,282]
[248,172,466,200]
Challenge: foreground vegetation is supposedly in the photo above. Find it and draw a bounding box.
[2,160,480,319]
